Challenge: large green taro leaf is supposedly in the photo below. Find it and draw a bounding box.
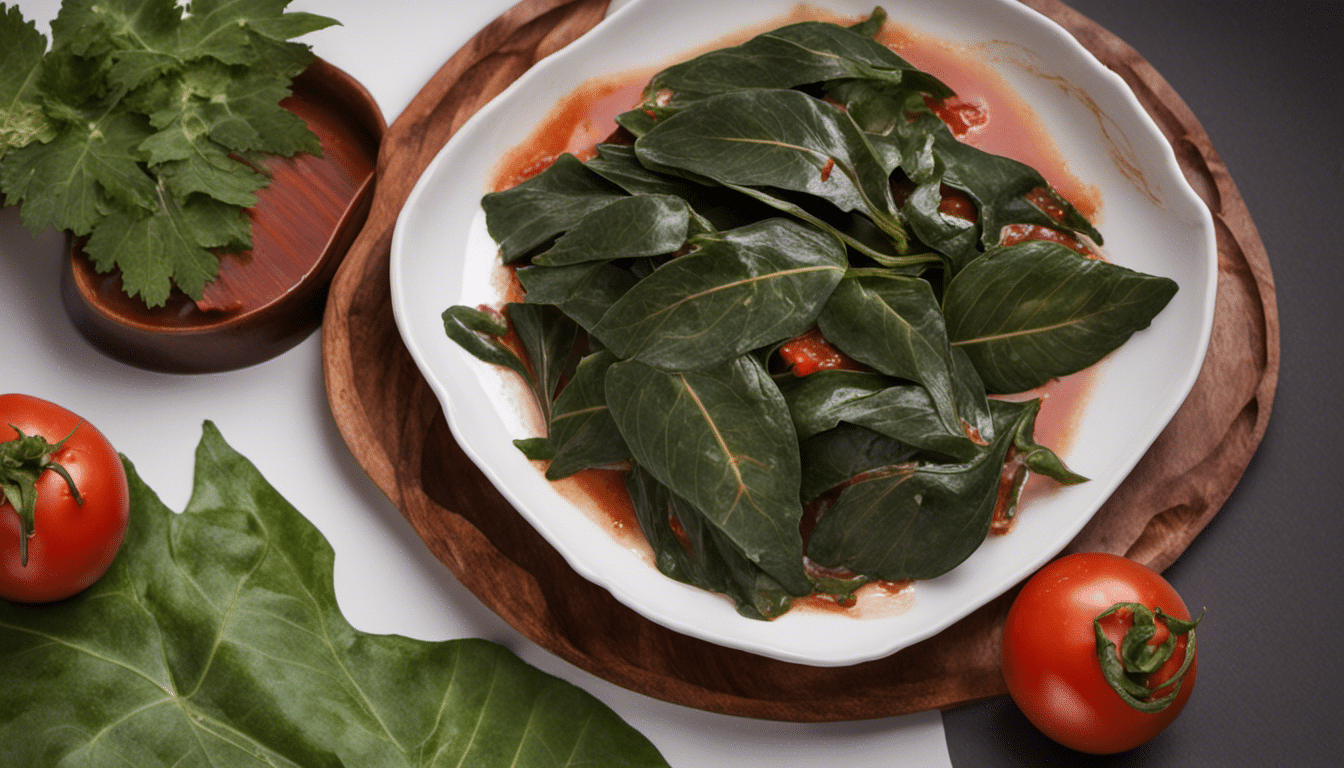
[945,240,1179,393]
[0,423,668,768]
[604,356,812,595]
[592,218,847,370]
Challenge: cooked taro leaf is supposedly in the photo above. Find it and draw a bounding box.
[640,10,951,108]
[626,464,794,620]
[945,239,1179,393]
[508,302,579,425]
[897,128,983,271]
[1007,400,1088,485]
[817,272,965,435]
[614,104,676,138]
[587,143,788,232]
[806,398,1040,580]
[634,89,904,243]
[442,303,578,427]
[592,219,847,371]
[518,260,638,332]
[481,153,627,261]
[604,356,812,595]
[441,304,532,382]
[894,112,1103,267]
[533,193,697,266]
[586,143,714,199]
[513,436,555,460]
[0,423,670,768]
[950,345,995,442]
[798,424,918,501]
[778,368,979,461]
[545,350,631,480]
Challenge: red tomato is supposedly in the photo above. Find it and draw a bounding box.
[0,394,130,603]
[1001,552,1199,754]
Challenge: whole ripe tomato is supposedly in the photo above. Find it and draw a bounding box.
[0,394,130,603]
[1001,552,1200,754]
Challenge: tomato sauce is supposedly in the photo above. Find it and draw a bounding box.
[487,8,1101,616]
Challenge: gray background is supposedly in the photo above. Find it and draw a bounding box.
[943,1,1342,765]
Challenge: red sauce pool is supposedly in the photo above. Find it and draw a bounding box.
[489,8,1101,613]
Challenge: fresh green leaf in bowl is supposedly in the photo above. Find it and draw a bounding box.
[0,422,670,768]
[0,0,338,308]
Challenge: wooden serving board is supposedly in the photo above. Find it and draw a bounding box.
[321,0,1278,721]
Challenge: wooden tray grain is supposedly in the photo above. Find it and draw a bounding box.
[321,0,1278,721]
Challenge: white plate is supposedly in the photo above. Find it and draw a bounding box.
[390,0,1217,666]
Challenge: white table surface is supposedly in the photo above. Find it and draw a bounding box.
[1,1,952,766]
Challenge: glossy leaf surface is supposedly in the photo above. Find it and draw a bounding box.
[779,369,978,461]
[592,219,847,370]
[481,152,627,261]
[0,423,668,768]
[545,350,631,480]
[605,357,811,595]
[945,240,1178,392]
[641,11,950,108]
[635,89,902,239]
[534,193,694,266]
[626,465,793,620]
[816,273,965,434]
[806,399,1035,580]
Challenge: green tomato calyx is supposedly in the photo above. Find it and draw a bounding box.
[1094,601,1203,714]
[1,424,84,567]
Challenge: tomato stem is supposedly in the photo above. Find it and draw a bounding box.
[0,424,84,567]
[1094,601,1203,713]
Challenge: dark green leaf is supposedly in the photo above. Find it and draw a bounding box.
[797,424,917,501]
[509,302,580,425]
[534,193,695,266]
[635,88,905,244]
[894,112,1102,269]
[806,399,1037,580]
[945,240,1179,392]
[545,351,631,480]
[517,260,638,332]
[0,422,670,768]
[816,272,965,435]
[440,304,533,383]
[592,218,847,370]
[481,152,628,262]
[605,356,811,594]
[778,369,978,461]
[641,13,950,108]
[1007,396,1088,484]
[626,465,794,620]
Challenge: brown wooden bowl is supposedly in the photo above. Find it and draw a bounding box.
[61,58,385,374]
